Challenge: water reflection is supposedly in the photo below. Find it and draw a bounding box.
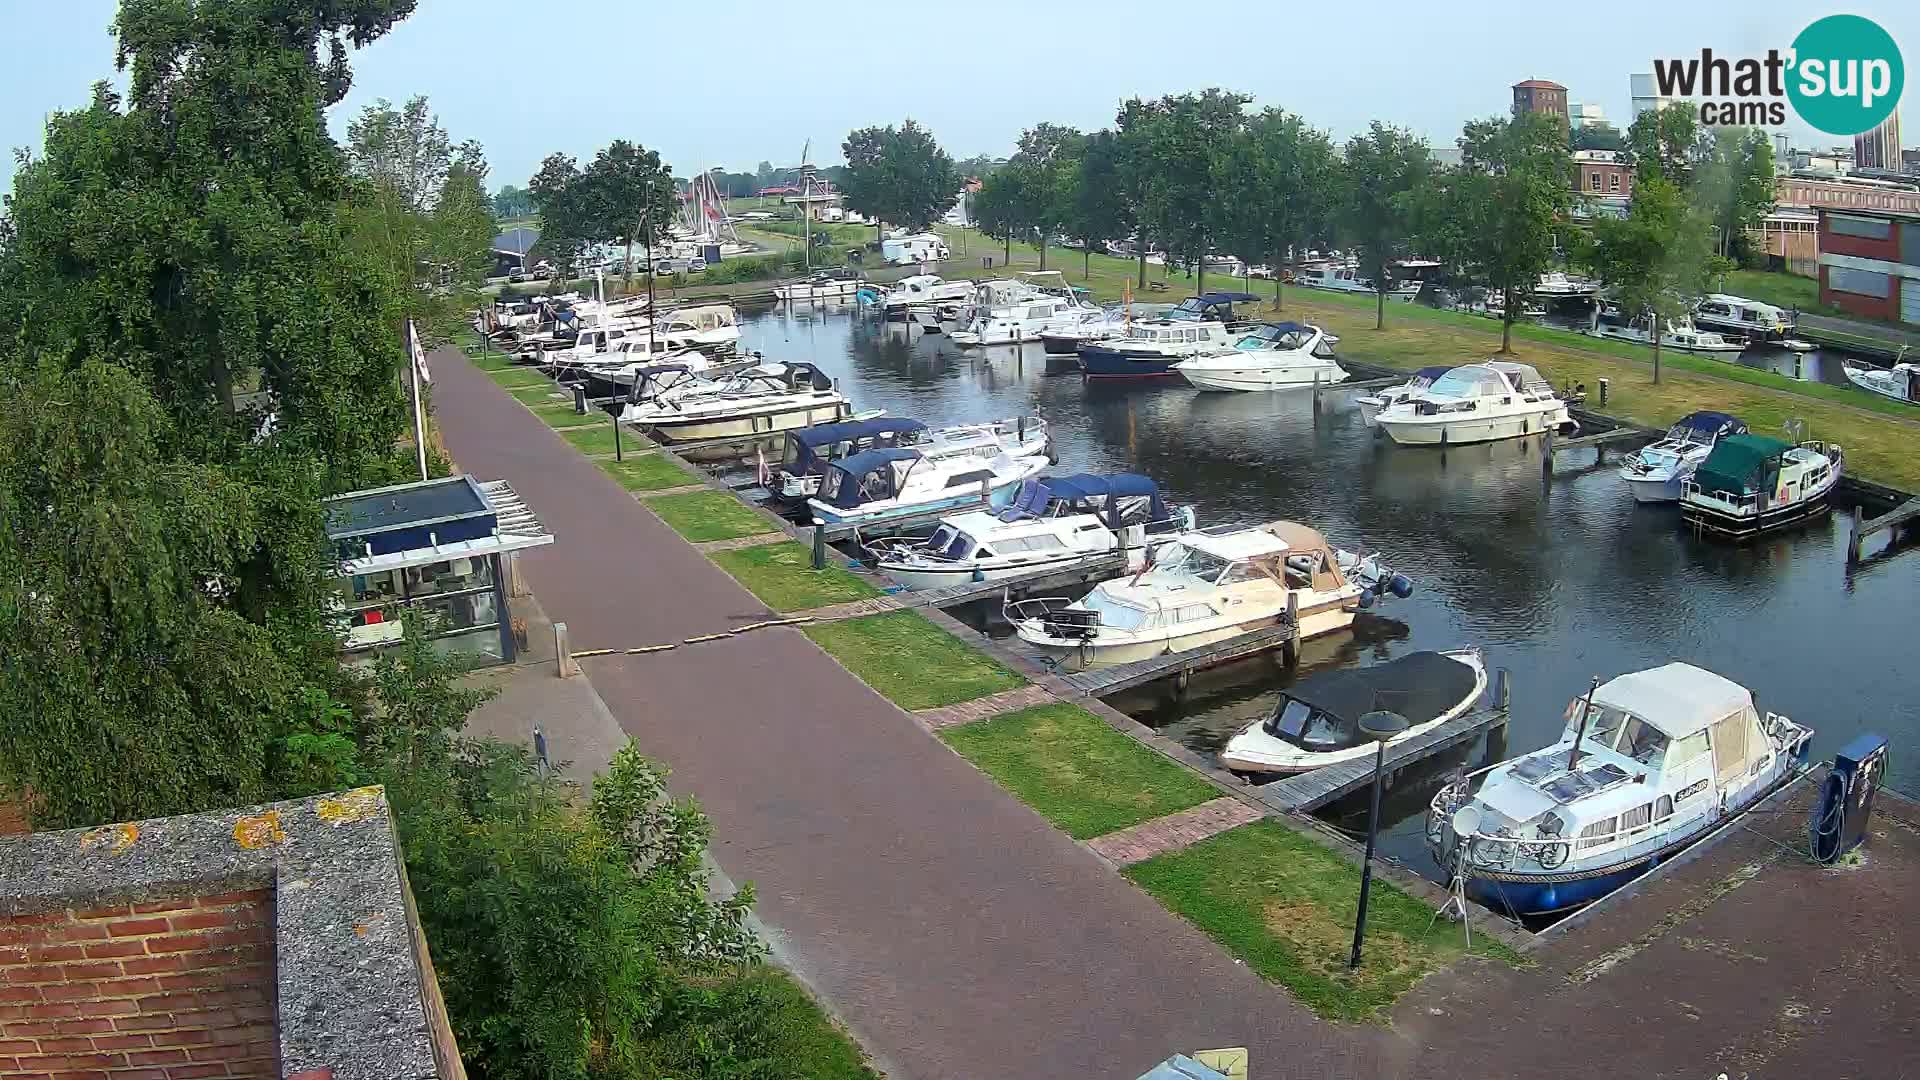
[737,305,1919,878]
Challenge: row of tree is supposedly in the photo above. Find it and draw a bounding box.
[528,142,677,287]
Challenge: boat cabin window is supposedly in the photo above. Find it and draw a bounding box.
[1083,593,1151,631]
[1265,697,1352,752]
[928,526,971,559]
[943,470,995,489]
[1655,796,1674,821]
[1578,817,1618,850]
[995,535,1066,554]
[1218,562,1268,585]
[1169,603,1215,624]
[1667,729,1711,769]
[1156,543,1232,582]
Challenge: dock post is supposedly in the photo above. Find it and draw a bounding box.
[812,524,827,570]
[1312,371,1322,416]
[1283,592,1300,668]
[1542,425,1554,477]
[1492,667,1511,711]
[1847,511,1863,566]
[1597,378,1609,408]
[573,383,588,414]
[1110,495,1129,566]
[555,622,579,678]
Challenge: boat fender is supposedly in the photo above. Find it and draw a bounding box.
[1388,574,1415,599]
[1357,588,1376,609]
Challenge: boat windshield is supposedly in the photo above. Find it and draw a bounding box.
[1424,369,1503,399]
[1082,591,1152,631]
[925,525,971,560]
[1154,543,1233,583]
[1564,701,1671,764]
[1265,697,1349,751]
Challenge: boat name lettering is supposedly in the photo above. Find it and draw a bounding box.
[1674,779,1711,803]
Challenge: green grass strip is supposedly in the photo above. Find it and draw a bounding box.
[804,610,1024,710]
[597,454,693,492]
[1125,821,1520,1022]
[941,703,1218,839]
[510,384,565,406]
[487,366,553,388]
[641,490,775,542]
[559,424,634,456]
[527,402,601,429]
[632,965,879,1079]
[710,541,881,612]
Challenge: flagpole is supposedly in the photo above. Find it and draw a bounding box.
[408,320,429,481]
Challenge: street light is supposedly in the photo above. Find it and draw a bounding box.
[1349,709,1409,971]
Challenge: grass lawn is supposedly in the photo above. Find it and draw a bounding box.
[634,965,878,1080]
[804,611,1024,710]
[487,366,552,389]
[641,490,776,542]
[1125,822,1521,1022]
[711,541,882,612]
[1718,268,1841,318]
[559,423,637,456]
[941,703,1218,839]
[598,454,694,491]
[509,384,566,406]
[527,402,601,429]
[466,346,516,371]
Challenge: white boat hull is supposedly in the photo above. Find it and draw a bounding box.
[1177,364,1348,392]
[643,401,852,442]
[1623,473,1685,504]
[1018,605,1356,671]
[1377,408,1568,446]
[876,550,1101,591]
[1219,651,1486,775]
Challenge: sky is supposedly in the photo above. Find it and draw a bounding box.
[2,1,1916,196]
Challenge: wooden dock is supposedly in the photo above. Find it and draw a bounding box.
[1549,426,1656,453]
[1056,621,1300,698]
[1847,494,1920,565]
[1256,707,1508,813]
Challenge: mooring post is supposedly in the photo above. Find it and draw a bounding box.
[555,621,579,678]
[1542,425,1555,477]
[1283,591,1301,667]
[573,383,588,414]
[812,524,827,570]
[1847,511,1863,567]
[1597,378,1609,408]
[1312,371,1322,415]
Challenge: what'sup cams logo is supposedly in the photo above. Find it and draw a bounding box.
[1653,14,1904,135]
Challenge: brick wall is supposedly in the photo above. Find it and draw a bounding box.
[0,890,278,1080]
[1818,264,1901,321]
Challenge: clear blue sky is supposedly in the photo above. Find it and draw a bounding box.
[3,1,1915,195]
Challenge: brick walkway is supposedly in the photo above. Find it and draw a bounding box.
[1086,798,1267,867]
[914,684,1060,731]
[693,532,789,552]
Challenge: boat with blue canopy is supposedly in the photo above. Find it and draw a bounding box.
[763,416,1051,502]
[866,473,1196,590]
[806,444,1050,528]
[1618,410,1749,504]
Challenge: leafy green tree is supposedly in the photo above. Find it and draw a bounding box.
[528,152,594,281]
[584,140,676,288]
[1336,122,1434,329]
[1431,112,1573,353]
[1589,175,1722,384]
[493,183,536,219]
[1691,126,1776,259]
[1627,103,1700,187]
[1067,130,1133,280]
[1115,90,1250,295]
[1572,123,1628,153]
[1212,107,1337,308]
[1001,123,1083,270]
[839,119,961,238]
[971,170,1020,264]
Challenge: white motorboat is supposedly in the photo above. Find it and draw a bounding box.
[1174,323,1346,392]
[1692,293,1793,340]
[878,274,975,316]
[1532,271,1599,299]
[1842,359,1920,404]
[866,473,1194,590]
[1680,435,1843,539]
[1459,293,1546,320]
[805,446,1050,528]
[1354,366,1451,427]
[762,415,1050,503]
[1617,411,1749,504]
[1426,663,1813,917]
[1006,521,1411,671]
[551,349,721,395]
[1374,362,1576,446]
[775,269,864,302]
[951,293,1102,347]
[1596,315,1744,355]
[1296,264,1418,301]
[620,362,856,442]
[1039,304,1179,355]
[1219,649,1487,776]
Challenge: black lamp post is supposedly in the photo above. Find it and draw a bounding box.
[1349,709,1410,971]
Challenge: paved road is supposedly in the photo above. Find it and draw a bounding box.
[430,349,1382,1079]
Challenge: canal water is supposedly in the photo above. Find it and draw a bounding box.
[736,303,1918,880]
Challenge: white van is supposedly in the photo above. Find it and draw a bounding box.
[880,234,950,266]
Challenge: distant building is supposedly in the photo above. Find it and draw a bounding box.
[1573,149,1633,197]
[1774,133,1791,171]
[757,184,803,197]
[1855,112,1903,171]
[1777,174,1920,215]
[493,226,541,276]
[782,190,846,222]
[1791,146,1855,175]
[1570,102,1608,129]
[1512,79,1569,125]
[1430,146,1464,169]
[1629,73,1672,123]
[1815,205,1920,323]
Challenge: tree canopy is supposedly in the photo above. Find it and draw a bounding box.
[839,119,961,233]
[1211,107,1337,305]
[1336,122,1434,329]
[1588,175,1724,383]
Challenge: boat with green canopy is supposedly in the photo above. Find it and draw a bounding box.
[1679,433,1842,539]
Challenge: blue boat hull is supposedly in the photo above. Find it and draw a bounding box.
[1465,858,1662,917]
[1077,345,1183,380]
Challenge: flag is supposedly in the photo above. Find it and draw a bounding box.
[406,319,431,384]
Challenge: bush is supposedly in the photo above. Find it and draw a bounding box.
[699,254,784,285]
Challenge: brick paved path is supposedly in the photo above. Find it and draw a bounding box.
[914,684,1060,730]
[1086,799,1267,867]
[431,349,1383,1079]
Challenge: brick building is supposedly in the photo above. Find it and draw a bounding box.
[1816,206,1920,323]
[1854,111,1903,171]
[1,789,463,1080]
[1573,149,1633,198]
[1512,79,1569,125]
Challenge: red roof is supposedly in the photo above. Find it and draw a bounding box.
[1514,79,1567,90]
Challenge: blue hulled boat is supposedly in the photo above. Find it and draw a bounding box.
[1076,292,1257,379]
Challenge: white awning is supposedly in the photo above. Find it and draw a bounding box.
[337,479,554,576]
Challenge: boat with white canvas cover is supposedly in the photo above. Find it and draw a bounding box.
[1679,434,1843,539]
[1295,264,1417,300]
[1841,359,1920,404]
[1617,411,1749,504]
[1426,663,1813,917]
[866,473,1195,590]
[1174,323,1346,391]
[1219,649,1487,776]
[620,362,856,442]
[1691,293,1793,340]
[1596,314,1744,355]
[805,446,1050,528]
[1354,366,1451,427]
[1533,271,1599,299]
[1006,521,1411,671]
[1374,362,1576,446]
[775,269,864,302]
[877,274,975,316]
[951,292,1102,347]
[762,416,1050,503]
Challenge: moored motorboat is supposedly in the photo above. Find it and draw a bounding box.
[1596,314,1744,355]
[878,274,975,317]
[1679,434,1843,539]
[951,293,1101,347]
[762,416,1050,503]
[1173,323,1346,392]
[775,269,864,302]
[1220,650,1487,776]
[866,473,1194,590]
[1426,663,1813,917]
[805,446,1050,527]
[1374,362,1575,446]
[1692,293,1792,340]
[1617,411,1749,504]
[1354,366,1450,427]
[1006,521,1410,671]
[1841,359,1920,404]
[620,362,856,442]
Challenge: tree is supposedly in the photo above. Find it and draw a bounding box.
[1627,103,1700,187]
[839,119,961,239]
[1337,122,1434,329]
[528,152,593,281]
[492,184,535,218]
[1428,111,1573,353]
[1692,126,1776,259]
[1114,90,1250,295]
[971,169,1020,264]
[583,140,676,288]
[1001,123,1083,270]
[1067,130,1133,280]
[1572,123,1628,153]
[1589,175,1722,384]
[1212,107,1336,308]
[754,159,775,187]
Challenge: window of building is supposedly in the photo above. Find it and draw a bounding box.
[1588,171,1601,191]
[1829,266,1892,297]
[1608,173,1620,192]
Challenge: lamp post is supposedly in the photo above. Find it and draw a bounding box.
[1349,709,1410,971]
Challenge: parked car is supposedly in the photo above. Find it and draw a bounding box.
[689,256,708,273]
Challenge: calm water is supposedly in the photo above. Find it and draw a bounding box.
[737,304,1918,878]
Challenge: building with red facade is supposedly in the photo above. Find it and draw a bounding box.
[1573,149,1633,198]
[1512,79,1569,125]
[1816,206,1920,323]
